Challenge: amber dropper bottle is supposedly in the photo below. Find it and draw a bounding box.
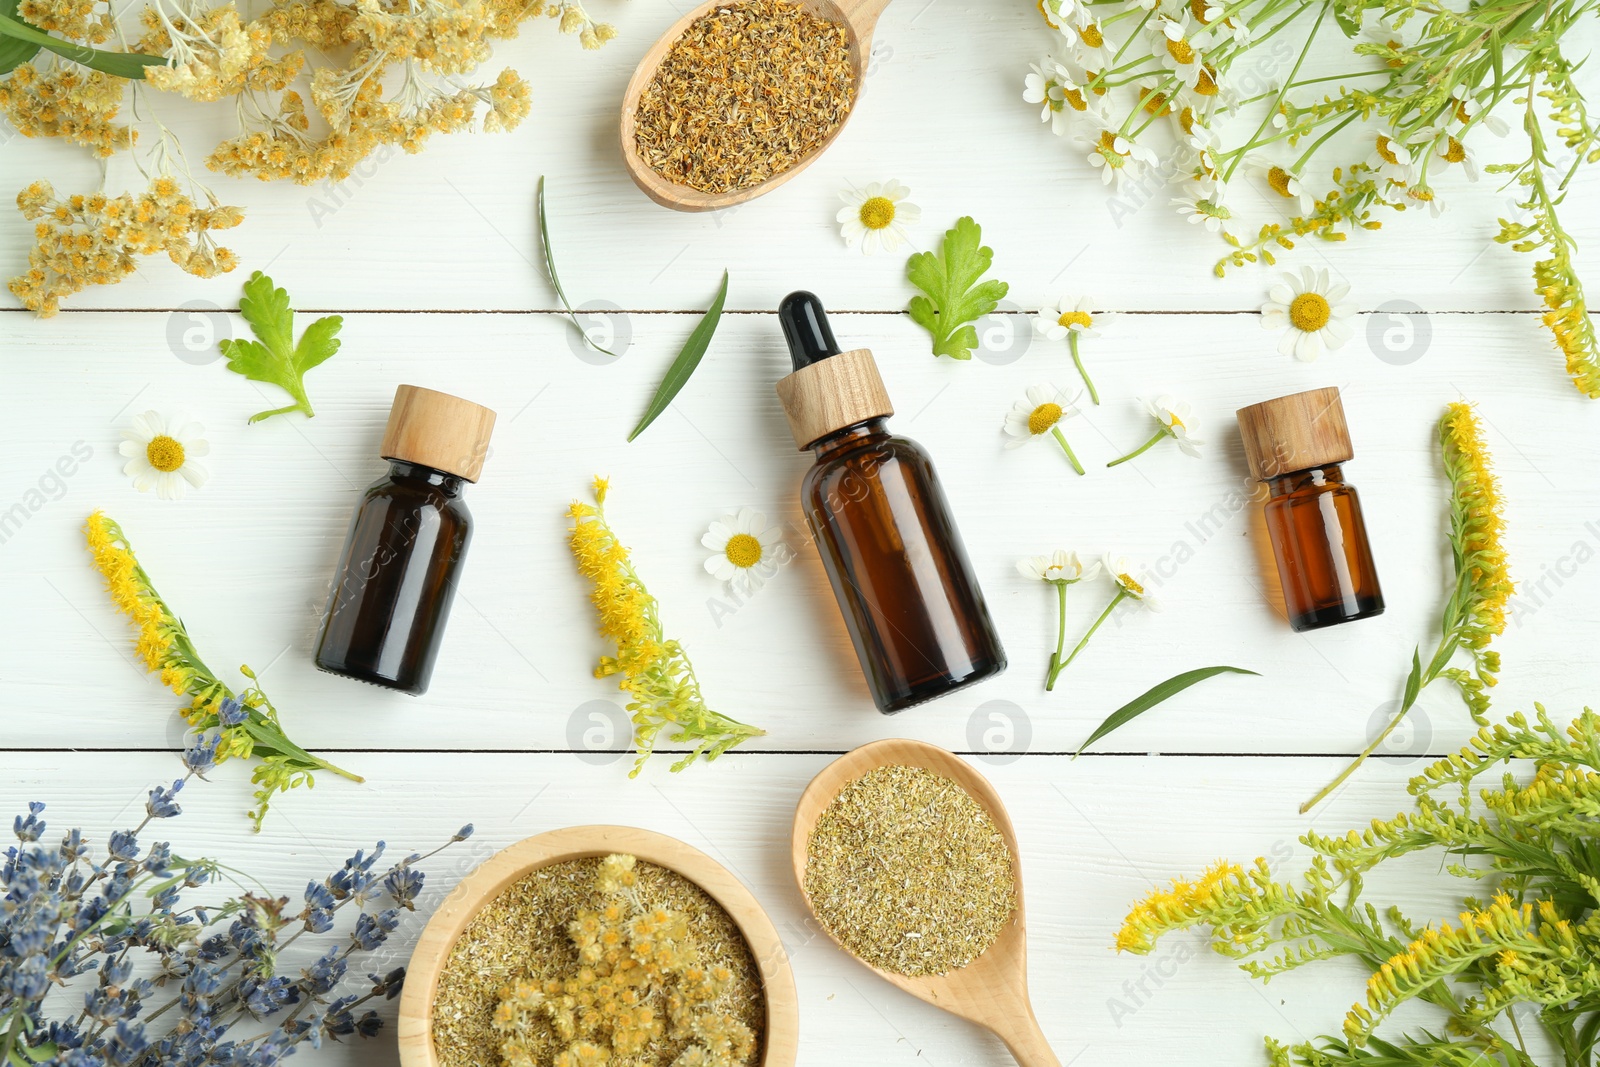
[775,291,1006,713]
[1237,386,1384,632]
[314,385,496,695]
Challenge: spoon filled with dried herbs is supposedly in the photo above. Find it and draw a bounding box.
[619,0,891,211]
[791,739,1062,1067]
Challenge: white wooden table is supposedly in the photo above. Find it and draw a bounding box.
[3,2,1598,1063]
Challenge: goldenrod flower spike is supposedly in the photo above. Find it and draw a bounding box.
[84,511,359,829]
[567,478,764,776]
[1303,403,1511,812]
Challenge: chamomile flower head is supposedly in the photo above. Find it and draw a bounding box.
[1171,191,1232,233]
[1152,13,1210,89]
[1368,133,1416,183]
[1405,183,1448,218]
[1143,395,1203,457]
[1079,122,1158,190]
[701,507,786,595]
[1024,58,1080,133]
[1068,19,1117,65]
[119,411,210,500]
[1035,295,1100,341]
[1103,554,1160,610]
[1018,549,1101,584]
[1260,267,1356,362]
[1004,384,1082,449]
[837,180,920,255]
[1420,125,1479,181]
[1247,156,1315,213]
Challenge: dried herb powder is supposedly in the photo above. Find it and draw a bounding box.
[431,856,765,1067]
[804,764,1017,976]
[633,0,856,194]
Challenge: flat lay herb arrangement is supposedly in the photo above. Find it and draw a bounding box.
[4,0,1598,1066]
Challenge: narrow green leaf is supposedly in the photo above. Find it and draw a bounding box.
[0,0,41,75]
[0,14,165,78]
[1073,665,1260,757]
[538,175,617,358]
[628,270,728,442]
[1401,647,1424,711]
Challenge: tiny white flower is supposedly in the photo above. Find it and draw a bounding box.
[1004,383,1082,450]
[1104,554,1160,611]
[1034,295,1099,342]
[1247,156,1315,213]
[1260,267,1357,362]
[1024,59,1078,135]
[1448,86,1509,137]
[119,411,210,500]
[1152,13,1210,89]
[1067,19,1117,67]
[1079,123,1158,190]
[1143,395,1203,458]
[1405,183,1448,218]
[837,180,921,255]
[1419,125,1479,181]
[702,507,787,596]
[1367,133,1415,184]
[1170,191,1232,233]
[1018,549,1102,584]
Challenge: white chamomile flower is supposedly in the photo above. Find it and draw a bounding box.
[1405,183,1448,218]
[1171,191,1232,233]
[1103,554,1160,611]
[1034,295,1099,342]
[1152,13,1210,89]
[1018,549,1101,584]
[1419,125,1479,181]
[1024,59,1077,134]
[837,180,920,255]
[702,507,787,596]
[119,411,210,500]
[1247,156,1315,213]
[1260,267,1356,362]
[1109,395,1202,465]
[1079,123,1158,190]
[1448,85,1509,137]
[1368,133,1415,183]
[1004,383,1085,475]
[1068,19,1117,66]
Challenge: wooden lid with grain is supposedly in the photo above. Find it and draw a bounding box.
[774,348,894,450]
[1236,386,1353,481]
[380,385,497,482]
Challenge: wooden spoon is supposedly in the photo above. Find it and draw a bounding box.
[619,0,893,211]
[790,739,1062,1067]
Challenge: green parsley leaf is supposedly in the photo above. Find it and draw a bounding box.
[906,216,1010,360]
[219,271,342,423]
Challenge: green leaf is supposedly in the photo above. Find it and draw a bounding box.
[906,216,1009,360]
[0,0,41,76]
[1400,647,1423,711]
[0,13,166,78]
[628,270,728,442]
[538,175,618,358]
[1073,665,1260,757]
[1331,1,1361,38]
[217,271,342,424]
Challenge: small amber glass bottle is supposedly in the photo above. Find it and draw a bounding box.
[775,291,1006,713]
[1237,386,1384,632]
[314,385,496,695]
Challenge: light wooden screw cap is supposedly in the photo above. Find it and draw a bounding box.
[775,348,894,451]
[379,385,497,482]
[1236,386,1354,482]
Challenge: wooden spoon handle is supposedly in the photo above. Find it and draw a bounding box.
[992,1009,1062,1067]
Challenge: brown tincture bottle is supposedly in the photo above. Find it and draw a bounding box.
[776,292,1006,713]
[314,385,496,695]
[1237,386,1384,632]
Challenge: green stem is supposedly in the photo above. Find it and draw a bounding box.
[1107,427,1167,467]
[1051,588,1129,683]
[1222,0,1329,182]
[1050,427,1085,475]
[1069,332,1099,405]
[1044,581,1070,691]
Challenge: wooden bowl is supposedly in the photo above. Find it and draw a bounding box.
[397,825,800,1067]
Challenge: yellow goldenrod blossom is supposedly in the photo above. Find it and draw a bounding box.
[85,511,358,829]
[567,478,764,776]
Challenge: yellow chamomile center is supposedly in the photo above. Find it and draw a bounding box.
[1444,137,1466,163]
[1289,292,1332,332]
[1267,166,1294,198]
[1063,87,1088,111]
[1097,130,1128,164]
[1028,403,1064,436]
[858,196,896,231]
[1179,107,1196,134]
[723,533,763,569]
[1189,0,1211,21]
[1166,36,1195,65]
[1118,572,1146,597]
[1078,23,1103,47]
[1194,66,1219,95]
[145,435,186,472]
[1057,310,1093,330]
[1375,136,1400,165]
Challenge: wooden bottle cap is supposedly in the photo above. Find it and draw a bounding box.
[1236,386,1353,481]
[380,385,497,482]
[774,348,894,450]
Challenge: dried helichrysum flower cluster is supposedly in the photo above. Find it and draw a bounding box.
[492,854,756,1067]
[16,0,112,41]
[0,61,133,156]
[136,1,302,101]
[10,178,243,316]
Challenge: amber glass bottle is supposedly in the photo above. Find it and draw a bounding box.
[776,291,1006,712]
[314,385,496,695]
[1237,386,1384,632]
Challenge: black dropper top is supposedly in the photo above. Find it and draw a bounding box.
[779,290,841,370]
